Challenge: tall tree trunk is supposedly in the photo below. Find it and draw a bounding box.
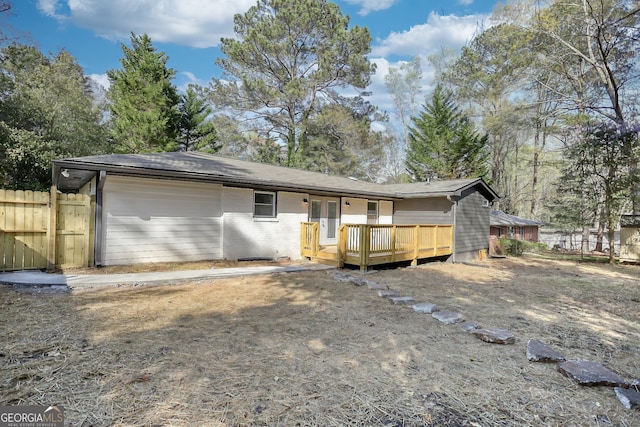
[531,120,540,217]
[595,209,605,252]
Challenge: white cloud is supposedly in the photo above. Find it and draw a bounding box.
[366,12,492,127]
[458,0,475,5]
[371,12,489,58]
[88,73,110,91]
[43,0,256,48]
[37,0,59,16]
[342,0,399,16]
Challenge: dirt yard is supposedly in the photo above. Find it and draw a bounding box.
[1,256,639,426]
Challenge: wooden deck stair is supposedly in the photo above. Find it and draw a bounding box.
[311,245,339,267]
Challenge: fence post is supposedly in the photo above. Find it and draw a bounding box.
[47,186,57,271]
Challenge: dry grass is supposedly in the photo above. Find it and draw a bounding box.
[1,256,639,426]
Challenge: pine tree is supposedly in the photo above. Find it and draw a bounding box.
[406,85,489,181]
[107,33,180,153]
[177,86,220,153]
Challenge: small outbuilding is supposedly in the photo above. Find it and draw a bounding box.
[490,210,542,242]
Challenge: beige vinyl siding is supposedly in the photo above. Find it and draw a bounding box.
[223,188,308,260]
[393,197,453,224]
[341,198,367,224]
[340,198,392,224]
[102,176,222,265]
[454,188,490,259]
[379,201,393,224]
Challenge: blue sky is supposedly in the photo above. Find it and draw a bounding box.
[5,0,499,114]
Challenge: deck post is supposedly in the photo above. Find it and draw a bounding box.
[433,225,438,256]
[313,222,320,256]
[337,225,346,268]
[412,225,419,266]
[391,225,397,263]
[359,224,370,271]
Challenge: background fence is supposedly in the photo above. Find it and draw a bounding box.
[0,188,93,271]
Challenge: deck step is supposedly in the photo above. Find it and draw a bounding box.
[311,257,339,267]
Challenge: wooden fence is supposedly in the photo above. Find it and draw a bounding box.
[0,188,94,271]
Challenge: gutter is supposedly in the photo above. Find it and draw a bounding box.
[447,195,457,263]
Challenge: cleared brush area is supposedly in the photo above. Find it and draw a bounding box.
[1,257,638,426]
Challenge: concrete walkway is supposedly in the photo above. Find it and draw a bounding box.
[0,263,335,291]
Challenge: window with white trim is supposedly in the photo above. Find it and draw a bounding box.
[254,191,276,217]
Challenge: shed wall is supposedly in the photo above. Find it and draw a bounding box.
[454,188,490,260]
[392,197,453,224]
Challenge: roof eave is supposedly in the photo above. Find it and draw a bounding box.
[53,159,396,200]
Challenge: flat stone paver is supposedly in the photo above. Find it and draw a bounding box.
[615,387,640,410]
[377,289,398,297]
[458,321,481,332]
[432,310,464,324]
[526,339,565,363]
[389,296,415,305]
[366,281,386,290]
[471,328,516,344]
[412,302,437,314]
[558,360,629,387]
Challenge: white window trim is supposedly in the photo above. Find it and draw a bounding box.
[254,190,276,218]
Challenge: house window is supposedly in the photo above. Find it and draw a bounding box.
[254,191,276,217]
[367,201,378,224]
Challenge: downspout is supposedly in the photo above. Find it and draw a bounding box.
[447,195,457,263]
[94,171,106,266]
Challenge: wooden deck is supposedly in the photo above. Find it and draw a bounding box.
[301,223,453,270]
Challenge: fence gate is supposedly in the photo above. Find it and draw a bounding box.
[1,189,93,271]
[55,193,92,269]
[0,189,50,271]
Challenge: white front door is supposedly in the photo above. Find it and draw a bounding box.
[309,197,340,245]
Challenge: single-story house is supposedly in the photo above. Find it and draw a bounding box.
[52,152,498,267]
[490,210,542,242]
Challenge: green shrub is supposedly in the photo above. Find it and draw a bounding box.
[498,237,547,256]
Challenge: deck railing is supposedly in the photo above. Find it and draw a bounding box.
[301,222,453,270]
[300,222,320,258]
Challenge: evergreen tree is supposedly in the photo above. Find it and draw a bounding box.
[0,44,108,190]
[406,85,489,181]
[177,86,220,153]
[209,0,375,167]
[107,33,180,153]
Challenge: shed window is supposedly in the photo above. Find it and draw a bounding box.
[367,201,378,224]
[254,191,276,217]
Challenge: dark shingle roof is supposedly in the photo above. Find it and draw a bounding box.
[54,152,498,201]
[490,210,542,227]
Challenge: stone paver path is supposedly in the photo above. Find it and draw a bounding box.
[331,270,638,412]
